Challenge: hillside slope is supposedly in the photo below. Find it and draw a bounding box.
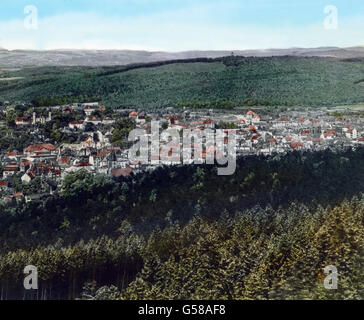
[1,56,364,108]
[1,47,364,68]
[1,148,363,299]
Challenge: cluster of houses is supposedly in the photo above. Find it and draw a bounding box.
[1,102,364,205]
[126,107,364,158]
[232,109,364,155]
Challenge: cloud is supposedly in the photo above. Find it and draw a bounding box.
[0,2,363,51]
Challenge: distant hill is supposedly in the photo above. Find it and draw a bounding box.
[0,47,364,68]
[1,55,364,108]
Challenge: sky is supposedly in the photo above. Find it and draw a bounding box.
[0,0,363,51]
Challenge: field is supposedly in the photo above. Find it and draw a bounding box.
[0,56,364,109]
[336,103,364,111]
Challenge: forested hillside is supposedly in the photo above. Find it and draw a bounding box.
[0,148,363,299]
[1,56,364,108]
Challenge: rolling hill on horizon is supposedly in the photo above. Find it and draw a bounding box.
[1,46,364,68]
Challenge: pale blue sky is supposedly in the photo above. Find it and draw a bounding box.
[0,0,363,50]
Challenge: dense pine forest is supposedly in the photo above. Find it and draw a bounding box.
[1,56,364,108]
[0,147,363,299]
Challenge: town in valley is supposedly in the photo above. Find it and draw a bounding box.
[1,100,363,204]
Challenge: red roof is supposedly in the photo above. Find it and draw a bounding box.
[268,138,277,143]
[59,157,69,164]
[71,120,84,125]
[129,112,138,117]
[25,144,56,152]
[246,110,261,119]
[323,130,336,137]
[94,149,112,157]
[249,125,257,131]
[280,117,289,121]
[14,192,23,198]
[5,151,17,157]
[291,142,303,150]
[3,167,18,172]
[77,162,89,167]
[15,117,30,122]
[0,181,8,186]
